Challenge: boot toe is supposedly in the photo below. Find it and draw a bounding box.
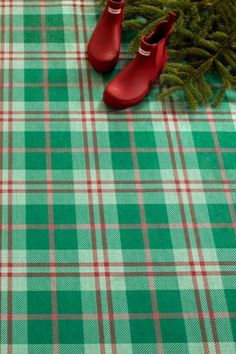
[103,81,146,109]
[103,84,132,109]
[87,44,118,72]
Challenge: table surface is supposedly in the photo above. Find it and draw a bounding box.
[0,0,236,353]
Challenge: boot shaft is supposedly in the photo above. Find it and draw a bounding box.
[101,0,125,23]
[137,12,176,71]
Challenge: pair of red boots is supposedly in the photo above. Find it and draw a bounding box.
[87,0,176,109]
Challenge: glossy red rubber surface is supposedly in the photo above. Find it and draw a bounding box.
[103,12,176,109]
[87,0,124,72]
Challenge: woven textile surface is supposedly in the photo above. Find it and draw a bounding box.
[0,0,236,353]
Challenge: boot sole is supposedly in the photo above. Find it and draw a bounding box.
[103,90,147,110]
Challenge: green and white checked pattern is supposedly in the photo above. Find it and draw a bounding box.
[0,0,235,353]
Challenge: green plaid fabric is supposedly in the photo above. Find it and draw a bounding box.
[0,0,236,353]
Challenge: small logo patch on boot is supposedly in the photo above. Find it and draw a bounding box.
[138,47,151,56]
[108,7,122,14]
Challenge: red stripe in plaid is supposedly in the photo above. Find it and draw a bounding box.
[40,0,60,350]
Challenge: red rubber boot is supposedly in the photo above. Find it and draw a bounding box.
[87,0,125,72]
[103,12,176,109]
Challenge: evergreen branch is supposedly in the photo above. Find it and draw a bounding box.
[210,31,229,41]
[223,53,236,71]
[196,75,212,104]
[214,59,236,84]
[159,85,183,100]
[160,74,185,86]
[123,19,144,30]
[212,88,225,107]
[180,47,211,58]
[184,89,198,110]
[197,38,219,52]
[188,82,204,103]
[196,58,214,76]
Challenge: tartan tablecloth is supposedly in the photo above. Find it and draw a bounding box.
[0,0,236,353]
